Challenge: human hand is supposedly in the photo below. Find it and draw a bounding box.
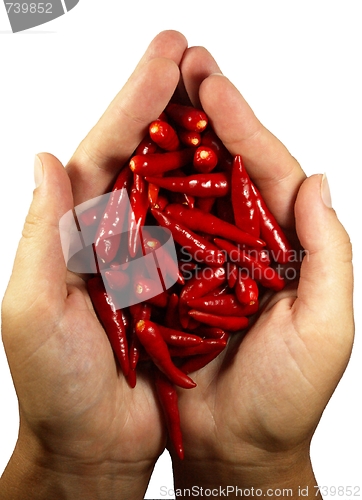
[0,30,188,500]
[171,47,354,496]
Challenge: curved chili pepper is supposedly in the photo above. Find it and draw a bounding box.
[251,183,294,264]
[169,337,227,358]
[186,295,259,317]
[165,102,208,132]
[149,120,180,151]
[129,148,194,176]
[231,155,260,237]
[128,174,149,258]
[226,262,238,288]
[87,276,130,376]
[154,369,184,460]
[135,134,160,155]
[178,266,227,329]
[164,204,265,248]
[188,310,249,332]
[234,271,259,306]
[151,208,226,267]
[214,238,285,291]
[94,167,132,264]
[193,146,218,173]
[127,303,152,388]
[164,293,182,329]
[135,320,196,389]
[145,172,230,198]
[216,196,235,224]
[157,324,203,347]
[195,326,228,339]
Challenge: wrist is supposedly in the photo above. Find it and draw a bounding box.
[0,429,155,500]
[172,446,321,500]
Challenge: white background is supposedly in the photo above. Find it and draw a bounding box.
[0,1,361,498]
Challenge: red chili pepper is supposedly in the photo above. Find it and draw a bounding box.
[231,155,260,237]
[178,266,227,329]
[169,337,227,358]
[154,369,184,460]
[149,120,180,151]
[251,183,293,264]
[152,193,169,211]
[188,310,249,332]
[165,102,208,132]
[201,129,233,171]
[94,167,132,264]
[141,232,184,285]
[164,293,182,329]
[178,128,201,147]
[135,320,196,389]
[193,146,218,173]
[157,324,203,347]
[135,134,160,155]
[87,276,130,376]
[145,172,230,198]
[133,277,169,308]
[128,174,149,258]
[186,295,259,317]
[151,208,226,267]
[104,269,130,291]
[129,148,194,176]
[226,262,238,288]
[214,238,285,292]
[234,271,259,306]
[78,205,103,227]
[164,204,265,249]
[195,326,228,339]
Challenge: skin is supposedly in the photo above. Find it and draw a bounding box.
[0,31,354,499]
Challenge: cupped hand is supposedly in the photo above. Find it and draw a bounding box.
[1,30,188,497]
[172,46,354,488]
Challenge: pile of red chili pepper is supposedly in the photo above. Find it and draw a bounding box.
[83,102,294,460]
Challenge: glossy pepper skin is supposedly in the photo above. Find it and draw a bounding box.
[145,172,230,198]
[188,310,249,332]
[251,183,294,264]
[149,120,180,151]
[94,167,132,264]
[129,148,194,176]
[231,155,260,237]
[135,320,196,389]
[164,203,265,249]
[186,295,259,317]
[154,369,184,460]
[214,237,285,292]
[165,102,208,132]
[87,276,130,377]
[151,208,225,267]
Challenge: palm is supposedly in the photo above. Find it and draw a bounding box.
[11,270,165,465]
[177,283,350,461]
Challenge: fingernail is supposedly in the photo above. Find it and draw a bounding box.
[321,173,333,208]
[34,155,43,188]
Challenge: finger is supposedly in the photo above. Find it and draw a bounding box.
[67,32,188,206]
[180,46,222,107]
[3,154,72,316]
[292,174,354,365]
[199,74,306,228]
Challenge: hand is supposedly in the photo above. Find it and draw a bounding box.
[0,30,188,500]
[171,47,354,496]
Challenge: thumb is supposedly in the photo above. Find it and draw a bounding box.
[293,173,354,367]
[3,153,74,314]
